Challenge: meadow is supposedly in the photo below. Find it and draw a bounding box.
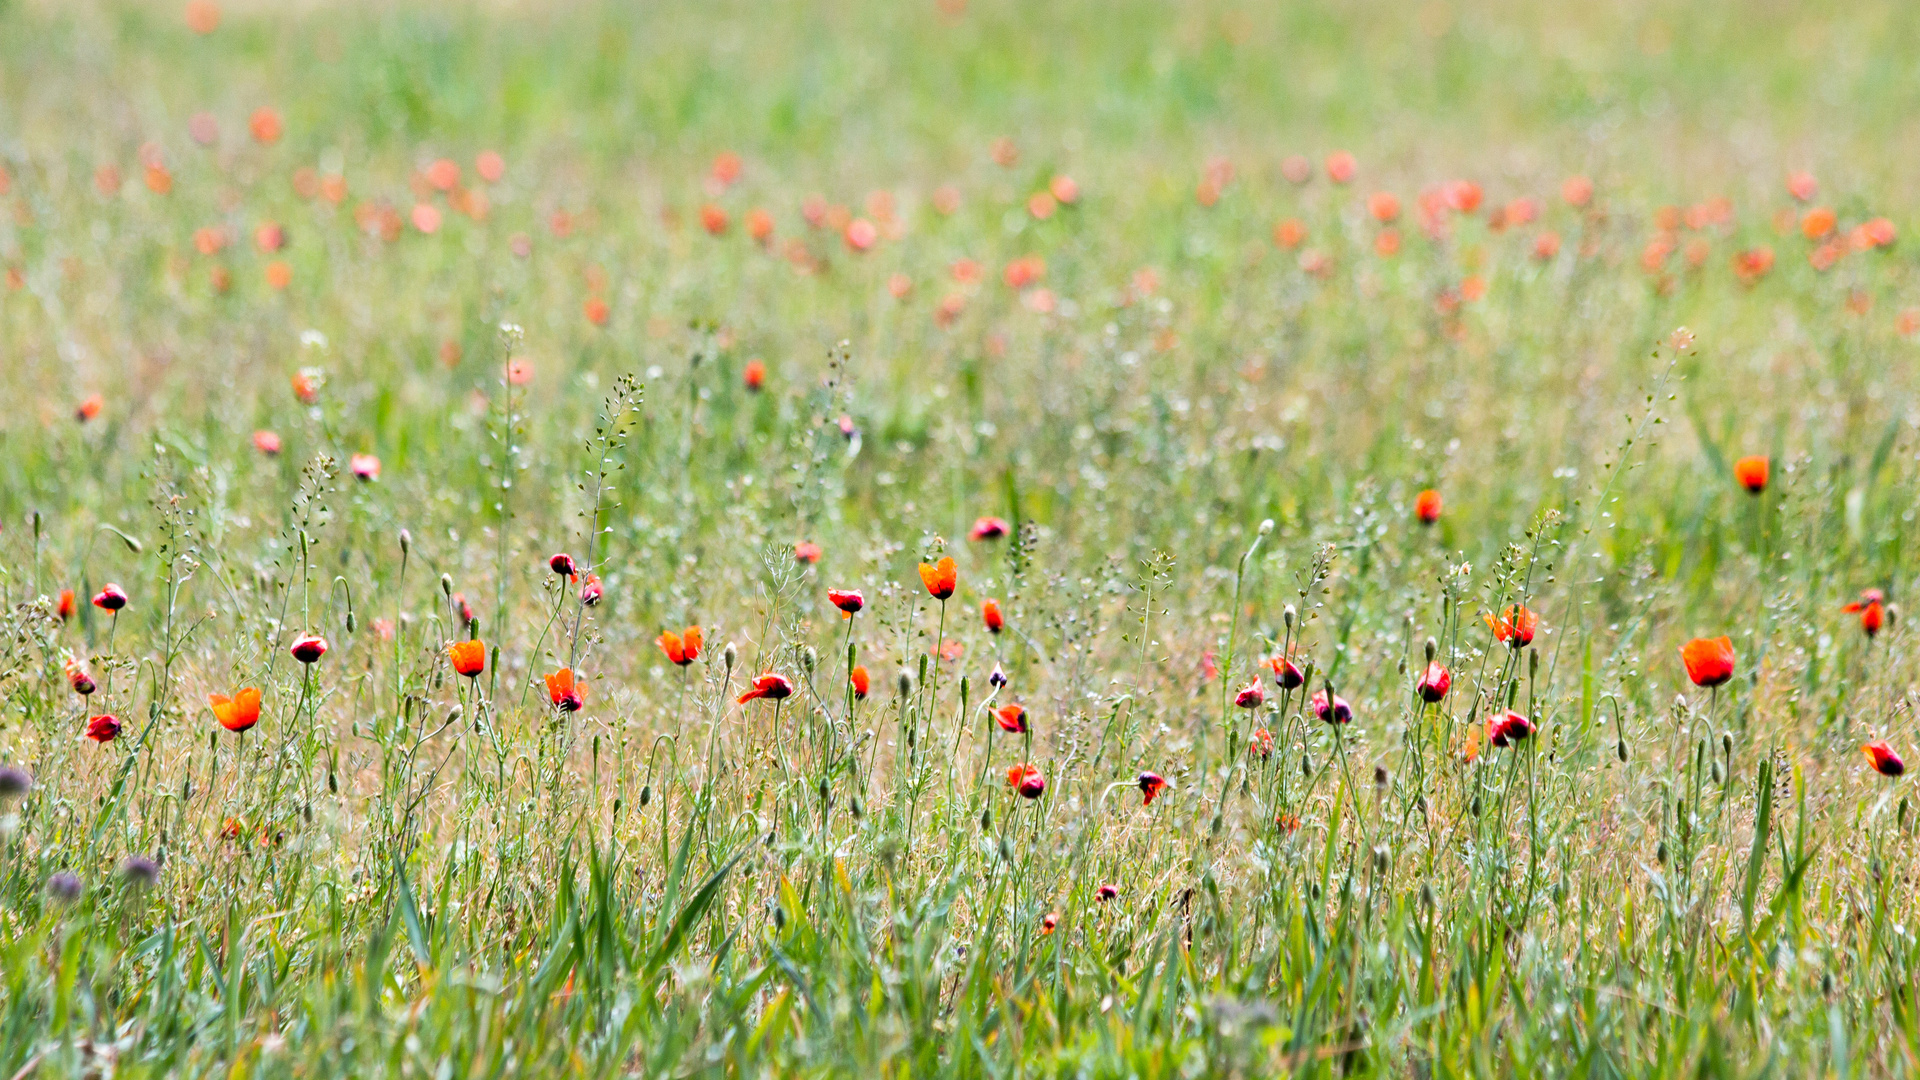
[3,0,1920,1074]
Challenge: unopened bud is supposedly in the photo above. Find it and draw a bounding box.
[441,573,453,597]
[723,642,738,670]
[803,647,817,673]
[399,529,411,556]
[1283,605,1296,628]
[1258,518,1274,537]
[1425,637,1437,662]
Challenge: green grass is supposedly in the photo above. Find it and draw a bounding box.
[3,0,1920,1075]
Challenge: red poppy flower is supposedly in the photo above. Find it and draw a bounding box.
[76,395,103,422]
[579,575,603,605]
[289,635,328,664]
[699,204,729,235]
[350,454,381,481]
[65,657,96,696]
[1040,912,1058,935]
[828,589,864,616]
[743,359,767,391]
[1007,763,1046,799]
[1248,727,1274,760]
[1311,689,1352,725]
[209,687,262,732]
[1325,151,1357,184]
[1733,456,1769,494]
[253,430,282,455]
[57,590,76,620]
[549,553,576,578]
[850,665,870,700]
[292,370,320,404]
[919,556,957,600]
[969,516,1011,541]
[737,673,793,704]
[982,598,1004,634]
[1680,636,1735,687]
[85,714,122,743]
[995,703,1028,734]
[1486,710,1535,748]
[1416,661,1451,703]
[1485,605,1538,647]
[452,593,476,627]
[448,639,486,678]
[1843,590,1886,637]
[92,584,128,611]
[1863,740,1906,777]
[1234,680,1265,709]
[545,668,584,711]
[657,626,702,666]
[1415,489,1443,524]
[1137,771,1168,805]
[1266,654,1304,689]
[1096,883,1118,902]
[794,541,822,564]
[249,107,282,145]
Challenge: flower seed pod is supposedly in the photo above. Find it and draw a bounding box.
[1656,840,1668,864]
[1617,738,1629,762]
[818,777,831,804]
[345,610,357,633]
[640,784,652,807]
[980,807,992,831]
[850,796,863,818]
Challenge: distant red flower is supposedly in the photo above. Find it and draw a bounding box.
[57,590,76,621]
[1007,763,1046,799]
[1137,771,1168,805]
[253,430,282,455]
[545,668,584,711]
[1234,680,1265,709]
[1485,605,1538,647]
[1680,636,1736,687]
[65,657,95,696]
[75,395,103,422]
[995,703,1028,734]
[1040,912,1059,934]
[1863,740,1905,777]
[1802,207,1837,240]
[1367,191,1400,222]
[579,574,602,605]
[1311,689,1352,725]
[1325,151,1356,184]
[828,589,864,616]
[507,359,533,385]
[209,688,262,732]
[1733,247,1774,283]
[970,516,1011,541]
[1843,590,1886,638]
[289,635,328,664]
[86,714,123,743]
[1533,231,1561,260]
[919,556,957,600]
[794,541,822,564]
[349,454,381,481]
[844,219,878,251]
[452,592,476,627]
[850,665,870,700]
[476,150,505,183]
[1562,175,1593,207]
[549,553,576,578]
[658,626,702,666]
[1733,456,1769,493]
[982,598,1004,634]
[448,639,486,678]
[1267,654,1304,690]
[584,297,609,326]
[249,107,283,145]
[1415,489,1442,524]
[737,673,793,704]
[1486,709,1535,748]
[1786,171,1817,203]
[1096,883,1118,902]
[744,359,767,391]
[1416,661,1451,703]
[291,369,320,404]
[92,584,128,612]
[699,204,728,235]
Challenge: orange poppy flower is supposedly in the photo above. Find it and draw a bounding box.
[209,687,262,732]
[1733,456,1769,494]
[744,359,766,391]
[75,395,103,423]
[737,673,793,704]
[1325,151,1356,184]
[545,668,584,712]
[1679,636,1735,687]
[249,107,283,145]
[448,639,486,678]
[794,541,822,564]
[1863,741,1905,777]
[1485,604,1538,647]
[919,556,957,600]
[1801,207,1837,239]
[657,626,702,666]
[1843,590,1886,638]
[995,703,1028,734]
[982,598,1004,634]
[850,665,870,700]
[1137,771,1168,805]
[57,589,76,621]
[584,297,609,325]
[1414,489,1442,524]
[1007,763,1045,798]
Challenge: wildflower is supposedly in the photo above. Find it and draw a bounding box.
[549,553,577,578]
[1311,689,1352,725]
[122,855,159,887]
[579,574,603,605]
[92,584,128,611]
[291,369,320,404]
[1368,191,1400,222]
[1843,590,1886,638]
[476,150,505,182]
[209,687,262,732]
[1733,247,1774,283]
[349,454,381,481]
[995,704,1028,734]
[1416,661,1451,703]
[850,665,870,700]
[938,639,964,662]
[448,640,486,679]
[1786,171,1817,202]
[744,359,767,391]
[1040,912,1059,935]
[1486,710,1536,748]
[507,359,533,385]
[737,673,793,704]
[1485,605,1538,647]
[1533,231,1562,260]
[1275,812,1302,834]
[46,871,83,902]
[795,541,823,564]
[0,765,29,800]
[253,430,282,455]
[638,622,688,668]
[1863,741,1906,777]
[1096,883,1118,902]
[1325,151,1357,184]
[249,107,282,145]
[85,714,122,743]
[1801,207,1837,239]
[970,516,1011,541]
[545,668,585,711]
[584,297,609,325]
[828,589,864,616]
[1415,489,1443,524]
[1137,771,1168,805]
[982,598,1004,634]
[1733,456,1769,494]
[699,204,728,235]
[1234,680,1265,709]
[289,635,328,664]
[58,590,76,620]
[919,556,957,600]
[1248,727,1274,760]
[452,593,477,627]
[76,395,104,422]
[1680,636,1736,687]
[1007,763,1046,799]
[1267,654,1305,689]
[65,658,96,696]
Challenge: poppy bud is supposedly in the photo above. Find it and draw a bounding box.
[1617,738,1629,762]
[441,573,453,597]
[1258,518,1275,537]
[289,635,328,664]
[1284,605,1296,628]
[1311,688,1352,725]
[549,553,576,577]
[1007,763,1046,799]
[92,584,129,612]
[1425,637,1437,662]
[399,528,411,556]
[803,647,817,673]
[723,642,737,670]
[989,663,1008,688]
[1864,741,1906,777]
[897,671,914,698]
